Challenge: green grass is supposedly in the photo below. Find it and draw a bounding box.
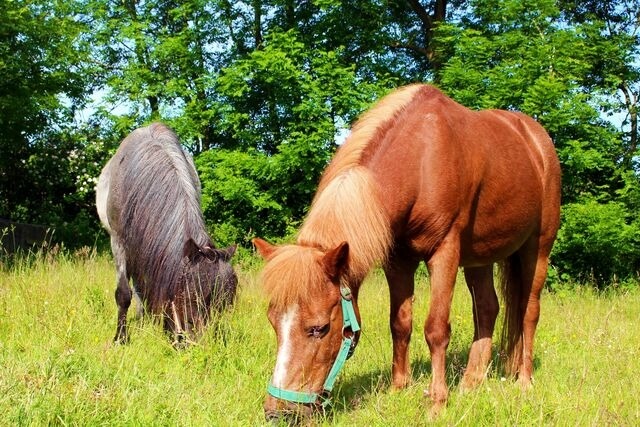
[1,251,639,425]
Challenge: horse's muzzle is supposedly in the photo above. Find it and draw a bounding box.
[264,396,316,424]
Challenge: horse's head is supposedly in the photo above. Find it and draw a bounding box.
[167,240,237,342]
[253,238,361,421]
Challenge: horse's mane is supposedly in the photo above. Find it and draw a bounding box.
[264,85,428,307]
[261,245,326,309]
[118,123,212,312]
[315,84,426,193]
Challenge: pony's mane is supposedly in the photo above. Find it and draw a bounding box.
[261,245,326,309]
[316,84,426,193]
[118,123,212,312]
[297,167,390,281]
[298,85,427,276]
[264,85,429,307]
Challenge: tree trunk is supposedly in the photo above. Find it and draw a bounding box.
[404,0,448,70]
[620,82,638,167]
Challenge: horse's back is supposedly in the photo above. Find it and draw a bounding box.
[97,123,200,236]
[367,86,560,263]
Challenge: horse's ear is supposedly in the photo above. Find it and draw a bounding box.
[183,238,201,262]
[197,244,236,262]
[252,238,277,260]
[217,244,237,262]
[322,242,349,282]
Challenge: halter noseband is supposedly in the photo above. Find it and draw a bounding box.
[267,285,361,407]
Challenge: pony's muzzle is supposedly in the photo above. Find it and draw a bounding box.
[264,396,316,424]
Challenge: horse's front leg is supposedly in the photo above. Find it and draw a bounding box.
[461,265,499,391]
[384,256,419,389]
[424,243,459,415]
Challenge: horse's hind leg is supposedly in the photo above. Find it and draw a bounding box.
[516,240,552,389]
[501,235,553,388]
[461,265,499,391]
[111,236,132,343]
[383,254,419,389]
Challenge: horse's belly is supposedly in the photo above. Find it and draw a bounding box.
[459,196,541,266]
[402,183,542,266]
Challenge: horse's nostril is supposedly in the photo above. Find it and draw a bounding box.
[264,410,280,423]
[264,408,310,425]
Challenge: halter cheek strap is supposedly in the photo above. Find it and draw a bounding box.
[267,285,361,407]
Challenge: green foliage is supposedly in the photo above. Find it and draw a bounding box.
[2,0,640,285]
[196,28,391,245]
[0,0,93,224]
[197,149,286,245]
[551,199,640,287]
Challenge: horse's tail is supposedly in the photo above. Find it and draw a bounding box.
[499,254,525,376]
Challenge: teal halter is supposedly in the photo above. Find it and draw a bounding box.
[267,285,361,407]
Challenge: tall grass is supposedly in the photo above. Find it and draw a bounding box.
[0,250,638,425]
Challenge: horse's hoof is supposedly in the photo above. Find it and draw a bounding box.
[516,376,534,391]
[460,374,483,393]
[428,400,446,419]
[113,334,129,345]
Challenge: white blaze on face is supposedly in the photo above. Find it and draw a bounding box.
[272,305,298,388]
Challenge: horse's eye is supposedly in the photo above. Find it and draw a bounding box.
[307,323,330,338]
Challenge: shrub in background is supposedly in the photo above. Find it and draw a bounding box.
[551,199,640,288]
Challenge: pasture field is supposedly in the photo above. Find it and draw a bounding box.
[0,250,639,426]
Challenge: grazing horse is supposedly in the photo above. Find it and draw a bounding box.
[254,84,561,419]
[96,123,237,344]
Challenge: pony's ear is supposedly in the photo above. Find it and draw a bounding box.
[183,238,201,262]
[198,244,236,262]
[322,242,349,282]
[217,244,237,262]
[252,238,277,260]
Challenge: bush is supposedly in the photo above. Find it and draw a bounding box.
[551,199,640,287]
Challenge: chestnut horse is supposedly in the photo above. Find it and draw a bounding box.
[254,84,561,419]
[96,123,237,344]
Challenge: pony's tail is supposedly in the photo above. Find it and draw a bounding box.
[499,253,525,376]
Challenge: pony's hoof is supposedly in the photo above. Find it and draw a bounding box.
[113,335,129,345]
[428,400,446,419]
[423,389,447,419]
[460,374,483,393]
[391,377,410,391]
[516,376,534,391]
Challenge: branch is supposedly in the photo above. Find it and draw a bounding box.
[406,0,433,31]
[619,82,639,166]
[387,41,430,58]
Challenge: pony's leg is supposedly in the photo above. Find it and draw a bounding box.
[516,242,552,389]
[383,255,419,389]
[424,243,459,413]
[461,265,499,391]
[131,286,144,319]
[111,236,132,343]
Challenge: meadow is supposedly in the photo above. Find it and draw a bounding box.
[0,249,638,426]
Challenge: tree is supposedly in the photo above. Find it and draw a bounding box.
[199,28,390,244]
[86,0,228,152]
[0,0,93,227]
[556,0,640,169]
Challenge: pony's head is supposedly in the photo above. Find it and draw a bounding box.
[253,238,361,421]
[165,239,237,343]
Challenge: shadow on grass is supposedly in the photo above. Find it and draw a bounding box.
[326,346,542,418]
[328,348,466,416]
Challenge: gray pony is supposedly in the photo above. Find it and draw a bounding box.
[96,123,237,344]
